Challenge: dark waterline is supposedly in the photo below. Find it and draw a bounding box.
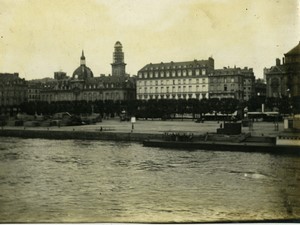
[0,137,299,223]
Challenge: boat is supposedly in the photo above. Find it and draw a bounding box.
[143,132,300,155]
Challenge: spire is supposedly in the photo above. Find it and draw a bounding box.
[80,50,86,65]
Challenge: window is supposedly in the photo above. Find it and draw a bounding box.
[172,71,176,77]
[196,69,200,76]
[160,71,164,77]
[202,69,206,75]
[178,70,182,76]
[149,72,153,78]
[188,70,192,76]
[144,73,148,78]
[173,80,175,85]
[166,71,170,77]
[155,72,158,78]
[183,70,187,76]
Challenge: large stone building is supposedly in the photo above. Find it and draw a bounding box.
[265,41,300,98]
[36,42,136,103]
[136,58,214,100]
[208,66,255,101]
[0,73,27,107]
[137,58,255,101]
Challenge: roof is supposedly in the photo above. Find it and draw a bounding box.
[139,58,214,72]
[72,65,94,80]
[115,41,122,48]
[266,65,286,74]
[285,41,300,56]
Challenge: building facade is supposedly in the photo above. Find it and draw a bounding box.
[39,42,136,103]
[265,41,300,98]
[0,73,27,107]
[137,58,214,100]
[209,66,255,101]
[0,73,27,115]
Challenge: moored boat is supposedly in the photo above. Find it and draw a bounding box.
[143,132,300,155]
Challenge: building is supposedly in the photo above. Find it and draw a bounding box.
[0,73,27,114]
[209,66,255,101]
[137,58,214,100]
[40,42,136,103]
[111,41,126,77]
[253,78,266,98]
[265,41,300,98]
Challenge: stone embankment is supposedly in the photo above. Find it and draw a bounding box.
[0,128,161,142]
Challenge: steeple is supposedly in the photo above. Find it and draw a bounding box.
[111,41,126,76]
[80,50,86,66]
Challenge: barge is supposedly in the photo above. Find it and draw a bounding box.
[143,132,300,155]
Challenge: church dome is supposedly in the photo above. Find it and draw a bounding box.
[72,65,94,80]
[72,50,94,80]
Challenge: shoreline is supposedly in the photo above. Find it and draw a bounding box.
[0,128,162,142]
[1,124,299,155]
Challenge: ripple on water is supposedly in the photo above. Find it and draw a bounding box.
[0,137,300,222]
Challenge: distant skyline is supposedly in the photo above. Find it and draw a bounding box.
[0,0,299,80]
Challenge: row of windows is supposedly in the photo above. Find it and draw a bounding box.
[0,92,27,97]
[138,69,206,79]
[137,93,208,100]
[145,63,207,71]
[137,78,207,86]
[138,85,207,94]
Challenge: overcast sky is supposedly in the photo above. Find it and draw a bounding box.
[0,0,299,80]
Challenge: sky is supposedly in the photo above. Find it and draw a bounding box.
[0,0,299,80]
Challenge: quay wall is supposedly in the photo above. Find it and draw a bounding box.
[0,129,162,142]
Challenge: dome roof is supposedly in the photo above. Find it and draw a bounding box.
[72,65,94,80]
[115,41,122,48]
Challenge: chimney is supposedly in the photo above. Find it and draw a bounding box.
[282,57,285,64]
[276,58,280,66]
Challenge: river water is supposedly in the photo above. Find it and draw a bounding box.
[0,137,299,223]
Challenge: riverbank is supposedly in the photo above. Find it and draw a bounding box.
[0,119,298,141]
[0,128,162,142]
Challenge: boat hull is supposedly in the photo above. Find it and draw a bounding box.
[143,139,300,155]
